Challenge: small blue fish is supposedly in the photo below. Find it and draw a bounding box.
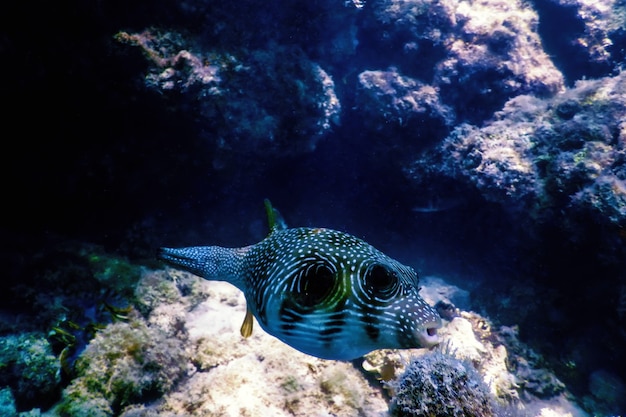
[158,200,441,360]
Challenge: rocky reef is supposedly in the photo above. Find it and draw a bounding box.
[373,10,626,409]
[0,263,590,416]
[535,0,626,81]
[407,73,626,389]
[388,350,497,417]
[359,0,565,125]
[116,30,341,160]
[408,72,626,226]
[0,334,61,411]
[52,268,391,417]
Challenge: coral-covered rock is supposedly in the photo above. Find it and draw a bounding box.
[360,0,565,124]
[407,75,626,382]
[388,350,496,417]
[0,334,61,410]
[408,71,626,231]
[21,269,585,416]
[174,0,362,66]
[0,388,16,417]
[362,281,584,415]
[130,270,390,416]
[539,0,626,74]
[58,319,188,416]
[356,68,455,144]
[159,271,388,417]
[117,30,341,160]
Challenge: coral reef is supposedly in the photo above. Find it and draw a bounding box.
[388,350,496,417]
[406,73,626,410]
[409,71,626,228]
[0,333,61,410]
[355,69,455,147]
[172,0,362,66]
[495,325,566,399]
[359,0,565,125]
[0,388,17,417]
[364,278,587,417]
[57,317,188,417]
[116,29,341,160]
[2,240,143,336]
[381,308,587,417]
[44,268,391,416]
[537,0,626,80]
[1,260,589,416]
[115,0,569,160]
[146,270,388,417]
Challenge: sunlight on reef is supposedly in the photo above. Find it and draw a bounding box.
[11,269,586,417]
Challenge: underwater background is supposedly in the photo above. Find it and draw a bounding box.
[1,0,625,415]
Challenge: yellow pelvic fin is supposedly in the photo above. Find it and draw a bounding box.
[240,306,254,338]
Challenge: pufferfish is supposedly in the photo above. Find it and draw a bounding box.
[158,200,441,360]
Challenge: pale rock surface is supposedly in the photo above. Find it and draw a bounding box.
[143,274,388,417]
[77,269,590,417]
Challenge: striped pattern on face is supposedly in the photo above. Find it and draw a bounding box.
[243,227,441,360]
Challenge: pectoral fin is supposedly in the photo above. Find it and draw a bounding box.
[240,305,254,338]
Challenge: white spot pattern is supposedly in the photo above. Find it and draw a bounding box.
[159,225,441,360]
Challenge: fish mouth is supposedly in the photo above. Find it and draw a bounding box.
[414,320,442,348]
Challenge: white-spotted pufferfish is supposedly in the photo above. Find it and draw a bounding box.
[158,200,441,360]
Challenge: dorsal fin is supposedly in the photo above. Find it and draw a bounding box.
[264,199,287,233]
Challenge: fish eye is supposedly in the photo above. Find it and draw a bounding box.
[291,263,336,308]
[364,264,399,298]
